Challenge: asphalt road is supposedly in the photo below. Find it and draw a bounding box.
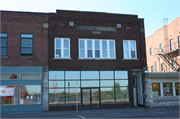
[42,109,179,118]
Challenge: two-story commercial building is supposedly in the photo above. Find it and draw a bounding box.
[1,9,147,113]
[48,10,147,111]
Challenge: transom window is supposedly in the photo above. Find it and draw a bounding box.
[54,38,70,58]
[79,39,116,59]
[20,34,33,56]
[0,33,7,56]
[123,40,137,59]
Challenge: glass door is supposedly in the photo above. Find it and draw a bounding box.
[82,89,91,109]
[81,88,100,109]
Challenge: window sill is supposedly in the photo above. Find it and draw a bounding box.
[77,58,118,60]
[20,56,34,58]
[53,58,73,60]
[122,58,139,60]
[1,56,8,58]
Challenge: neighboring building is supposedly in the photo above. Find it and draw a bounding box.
[146,17,180,72]
[0,11,49,113]
[48,10,147,111]
[144,72,179,107]
[1,9,147,113]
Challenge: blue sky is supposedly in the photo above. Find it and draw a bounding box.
[0,0,179,37]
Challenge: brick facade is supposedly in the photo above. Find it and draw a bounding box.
[146,17,180,72]
[1,11,48,67]
[48,10,147,109]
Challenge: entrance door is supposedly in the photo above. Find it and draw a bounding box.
[133,75,137,106]
[81,88,100,109]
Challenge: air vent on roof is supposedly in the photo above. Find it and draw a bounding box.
[117,24,121,28]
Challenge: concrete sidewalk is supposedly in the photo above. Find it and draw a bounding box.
[1,106,179,118]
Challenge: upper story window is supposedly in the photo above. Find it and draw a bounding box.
[170,39,174,51]
[150,47,153,55]
[159,44,163,51]
[161,63,164,71]
[54,38,70,58]
[123,40,137,59]
[79,39,116,59]
[20,34,33,56]
[178,36,180,48]
[151,66,154,72]
[0,33,7,56]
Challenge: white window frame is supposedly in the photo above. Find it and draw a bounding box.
[123,40,137,59]
[54,38,70,58]
[78,39,116,59]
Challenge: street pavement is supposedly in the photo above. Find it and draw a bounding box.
[1,106,179,118]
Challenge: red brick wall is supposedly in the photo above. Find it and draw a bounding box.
[146,17,180,72]
[48,10,147,71]
[1,11,48,66]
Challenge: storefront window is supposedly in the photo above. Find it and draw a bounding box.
[163,83,173,96]
[175,82,179,96]
[0,85,17,105]
[65,71,80,80]
[81,80,99,87]
[49,71,64,80]
[115,71,128,79]
[20,73,41,80]
[65,88,81,104]
[101,88,115,103]
[152,82,160,96]
[100,71,113,79]
[116,87,129,102]
[19,85,41,104]
[115,80,128,86]
[49,81,64,88]
[81,71,99,79]
[0,73,18,80]
[49,89,65,104]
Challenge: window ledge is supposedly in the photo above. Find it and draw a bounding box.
[20,56,34,58]
[53,58,73,60]
[77,58,118,60]
[122,58,139,60]
[1,56,8,58]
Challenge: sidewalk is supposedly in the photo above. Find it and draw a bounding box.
[1,106,179,118]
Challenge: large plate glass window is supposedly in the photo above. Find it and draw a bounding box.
[123,40,137,59]
[163,82,172,96]
[0,85,17,105]
[0,33,7,56]
[54,38,70,58]
[152,82,160,96]
[175,82,179,96]
[79,39,115,59]
[20,34,33,56]
[19,85,41,105]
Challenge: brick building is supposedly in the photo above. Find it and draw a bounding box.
[48,10,147,111]
[0,11,49,113]
[1,9,147,113]
[146,17,180,72]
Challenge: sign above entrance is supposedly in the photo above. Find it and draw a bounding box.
[76,25,116,32]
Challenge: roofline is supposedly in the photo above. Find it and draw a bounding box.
[0,10,48,14]
[54,9,139,17]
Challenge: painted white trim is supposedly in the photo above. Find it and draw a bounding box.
[54,38,70,58]
[123,40,137,59]
[78,39,116,59]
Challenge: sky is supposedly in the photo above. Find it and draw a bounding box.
[0,0,179,38]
